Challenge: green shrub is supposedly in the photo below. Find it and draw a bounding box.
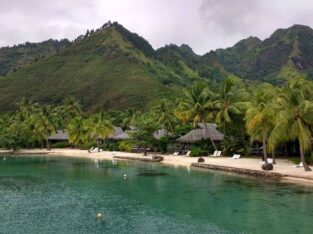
[79,141,97,150]
[108,142,119,151]
[118,141,132,152]
[190,147,203,157]
[50,141,71,148]
[158,137,169,153]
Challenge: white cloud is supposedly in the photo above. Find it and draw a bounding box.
[0,0,313,54]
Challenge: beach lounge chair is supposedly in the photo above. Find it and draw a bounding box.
[88,147,103,153]
[230,154,240,159]
[293,162,303,168]
[186,151,191,156]
[172,152,179,156]
[88,147,95,153]
[211,151,222,157]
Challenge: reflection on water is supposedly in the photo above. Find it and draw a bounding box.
[0,156,312,234]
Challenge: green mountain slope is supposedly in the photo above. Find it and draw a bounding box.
[0,23,180,112]
[0,39,70,76]
[1,23,313,112]
[156,44,235,82]
[216,24,313,83]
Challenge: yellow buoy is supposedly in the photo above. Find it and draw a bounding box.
[96,213,103,219]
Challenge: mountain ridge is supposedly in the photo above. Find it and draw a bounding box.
[0,22,313,112]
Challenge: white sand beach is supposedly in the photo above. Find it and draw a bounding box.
[1,148,313,185]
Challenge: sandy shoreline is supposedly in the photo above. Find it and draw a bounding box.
[1,148,313,186]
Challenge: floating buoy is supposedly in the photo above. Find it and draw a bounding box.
[3,157,6,161]
[96,213,103,219]
[123,174,127,180]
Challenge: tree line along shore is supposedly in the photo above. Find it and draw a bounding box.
[1,76,313,171]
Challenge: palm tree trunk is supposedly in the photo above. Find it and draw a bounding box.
[272,150,276,164]
[299,141,311,171]
[203,123,217,151]
[262,130,268,163]
[46,138,50,151]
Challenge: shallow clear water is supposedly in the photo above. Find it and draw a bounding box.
[0,156,313,234]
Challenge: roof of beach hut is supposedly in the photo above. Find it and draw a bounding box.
[48,130,69,141]
[176,123,224,143]
[108,127,130,140]
[153,129,169,139]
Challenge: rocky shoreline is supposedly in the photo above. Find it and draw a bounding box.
[191,163,283,178]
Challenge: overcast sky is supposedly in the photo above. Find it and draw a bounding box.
[1,0,313,54]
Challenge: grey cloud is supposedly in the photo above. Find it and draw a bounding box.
[0,0,313,54]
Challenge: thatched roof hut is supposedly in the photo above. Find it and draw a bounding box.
[108,127,130,140]
[48,130,69,141]
[176,123,224,143]
[153,129,169,139]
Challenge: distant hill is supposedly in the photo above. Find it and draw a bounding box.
[216,24,313,83]
[0,39,71,76]
[1,22,313,112]
[0,22,185,112]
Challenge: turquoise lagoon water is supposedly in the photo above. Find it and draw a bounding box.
[0,156,313,234]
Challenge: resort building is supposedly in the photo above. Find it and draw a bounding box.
[48,130,69,143]
[177,123,224,144]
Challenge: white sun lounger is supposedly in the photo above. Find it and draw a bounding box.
[259,158,273,164]
[186,151,191,156]
[211,150,222,157]
[210,151,222,157]
[293,162,303,168]
[230,154,240,159]
[89,147,103,153]
[172,152,179,156]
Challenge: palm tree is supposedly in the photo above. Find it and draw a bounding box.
[153,100,177,133]
[122,109,138,129]
[61,97,82,125]
[16,98,35,120]
[245,84,276,163]
[269,78,313,171]
[67,116,89,147]
[86,113,114,152]
[175,81,217,150]
[31,105,58,150]
[213,77,247,134]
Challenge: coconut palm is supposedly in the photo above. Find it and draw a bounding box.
[30,105,58,150]
[175,81,217,149]
[86,113,114,152]
[16,98,35,120]
[153,100,177,133]
[67,116,89,147]
[61,97,82,125]
[269,78,313,171]
[213,77,247,133]
[245,84,276,163]
[119,109,137,129]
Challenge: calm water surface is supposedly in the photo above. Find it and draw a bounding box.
[0,155,312,234]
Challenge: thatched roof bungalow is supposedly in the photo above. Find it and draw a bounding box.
[48,130,69,142]
[153,129,170,139]
[176,123,224,143]
[108,127,130,140]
